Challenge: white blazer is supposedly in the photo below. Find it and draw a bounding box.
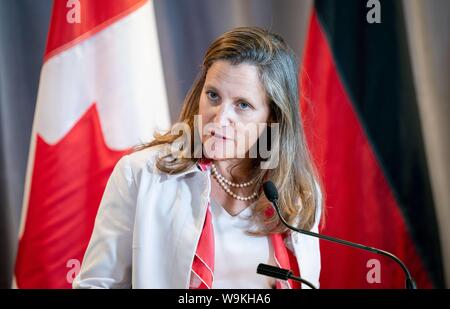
[73,146,322,289]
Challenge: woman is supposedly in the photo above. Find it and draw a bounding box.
[73,27,322,289]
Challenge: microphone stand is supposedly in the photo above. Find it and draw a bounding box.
[257,263,318,289]
[263,181,417,289]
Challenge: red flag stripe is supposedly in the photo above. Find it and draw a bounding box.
[15,105,127,288]
[300,10,432,288]
[44,0,147,62]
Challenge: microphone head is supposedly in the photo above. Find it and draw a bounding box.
[263,181,278,202]
[257,263,291,281]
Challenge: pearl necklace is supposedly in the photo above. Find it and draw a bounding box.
[211,163,258,201]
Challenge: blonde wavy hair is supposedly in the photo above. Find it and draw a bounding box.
[137,26,322,234]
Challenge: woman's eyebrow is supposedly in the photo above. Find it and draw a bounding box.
[204,84,219,93]
[205,83,257,105]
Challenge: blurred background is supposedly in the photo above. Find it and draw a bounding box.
[0,0,448,288]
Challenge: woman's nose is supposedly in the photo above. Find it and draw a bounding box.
[214,102,233,126]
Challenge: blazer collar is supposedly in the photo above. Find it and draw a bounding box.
[146,158,211,181]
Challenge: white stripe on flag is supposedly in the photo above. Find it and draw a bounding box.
[18,0,170,238]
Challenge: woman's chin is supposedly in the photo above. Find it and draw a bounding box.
[202,148,243,161]
[203,152,232,160]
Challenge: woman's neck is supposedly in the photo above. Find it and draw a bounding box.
[213,158,256,183]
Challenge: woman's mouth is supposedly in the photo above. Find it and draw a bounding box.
[211,130,230,140]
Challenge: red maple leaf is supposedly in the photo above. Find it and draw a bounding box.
[15,104,129,288]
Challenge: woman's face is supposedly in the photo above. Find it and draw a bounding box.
[198,60,271,160]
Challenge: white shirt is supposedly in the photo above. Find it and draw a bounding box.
[210,199,276,289]
[73,146,322,289]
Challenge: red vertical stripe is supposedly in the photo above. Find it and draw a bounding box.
[45,0,147,61]
[300,11,433,288]
[15,105,127,288]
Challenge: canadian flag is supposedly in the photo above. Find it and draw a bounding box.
[14,0,170,288]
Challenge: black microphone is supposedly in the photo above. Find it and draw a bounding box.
[262,180,417,289]
[257,263,317,289]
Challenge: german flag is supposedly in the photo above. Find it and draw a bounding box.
[300,0,444,288]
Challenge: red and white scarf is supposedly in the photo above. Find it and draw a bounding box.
[189,160,301,289]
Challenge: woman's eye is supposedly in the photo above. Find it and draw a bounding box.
[237,102,252,110]
[206,91,219,101]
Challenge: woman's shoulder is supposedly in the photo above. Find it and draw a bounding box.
[117,145,165,179]
[115,145,203,191]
